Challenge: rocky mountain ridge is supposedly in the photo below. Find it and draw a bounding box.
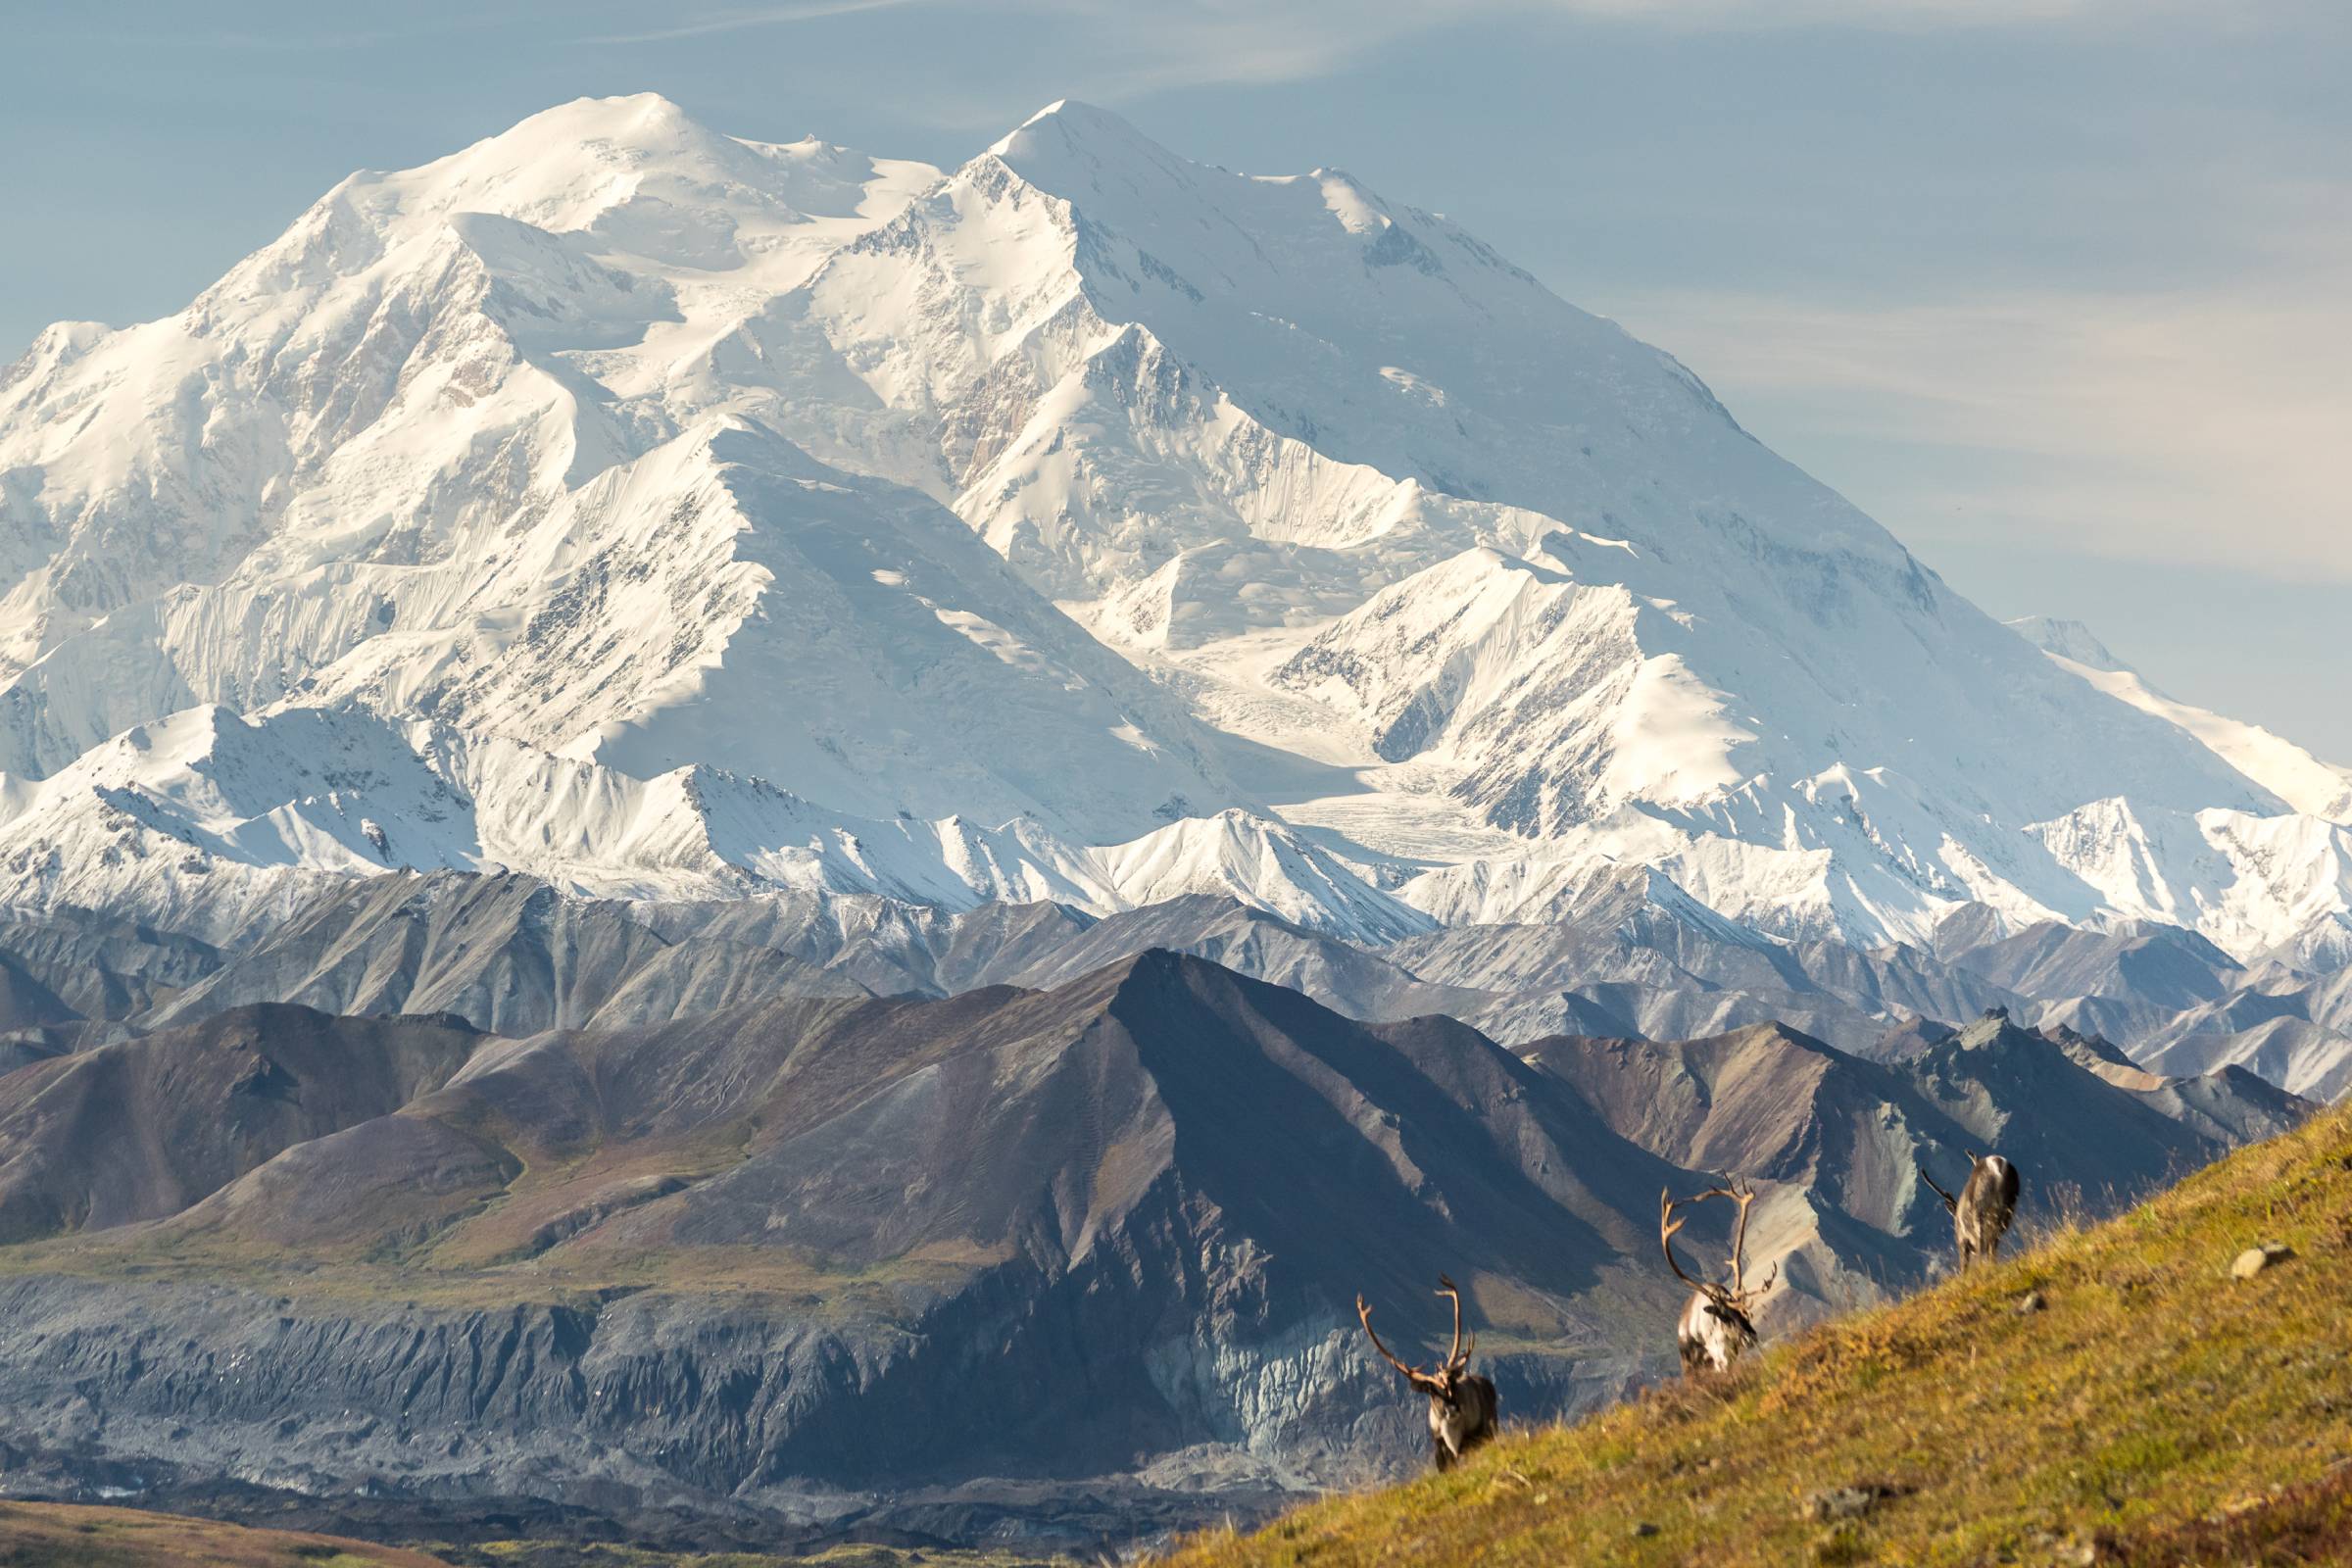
[0,950,2305,1546]
[10,869,2341,1103]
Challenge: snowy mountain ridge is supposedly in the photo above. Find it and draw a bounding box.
[2008,615,2352,824]
[2,93,2346,963]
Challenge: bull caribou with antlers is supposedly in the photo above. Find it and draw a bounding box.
[1355,1274,1498,1471]
[1659,1179,1779,1376]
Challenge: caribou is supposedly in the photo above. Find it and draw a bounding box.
[1355,1274,1498,1471]
[1920,1151,2021,1269]
[1659,1179,1778,1376]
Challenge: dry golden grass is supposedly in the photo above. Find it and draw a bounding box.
[1162,1101,2352,1567]
[462,1541,1068,1568]
[0,1224,1001,1313]
[0,1501,454,1568]
[0,1507,1073,1568]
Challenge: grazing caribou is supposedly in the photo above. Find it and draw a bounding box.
[1659,1180,1778,1376]
[1355,1274,1498,1471]
[1920,1151,2021,1269]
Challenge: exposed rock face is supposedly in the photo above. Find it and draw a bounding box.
[1,88,2343,1556]
[0,954,1668,1539]
[1517,1011,2307,1300]
[0,907,223,1027]
[0,957,2306,1545]
[0,1264,1600,1545]
[140,870,871,1036]
[5,871,2345,1106]
[1901,1010,2307,1189]
[0,1004,482,1243]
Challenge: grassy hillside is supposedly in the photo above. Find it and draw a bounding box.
[0,1502,457,1568]
[0,1505,1066,1568]
[1163,1100,2352,1566]
[456,1545,1064,1568]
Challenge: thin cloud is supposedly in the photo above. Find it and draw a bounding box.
[1609,266,2352,583]
[1526,0,2156,26]
[87,14,525,53]
[581,0,924,45]
[1014,0,2214,94]
[570,0,2216,86]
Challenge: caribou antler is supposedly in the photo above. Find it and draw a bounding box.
[1356,1294,1428,1384]
[1660,1188,1725,1303]
[1435,1274,1472,1370]
[1918,1161,1961,1215]
[1663,1182,1777,1309]
[1722,1178,1777,1304]
[1360,1281,1500,1471]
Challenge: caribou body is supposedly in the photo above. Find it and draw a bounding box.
[1356,1274,1498,1471]
[1921,1151,2021,1268]
[1660,1179,1778,1376]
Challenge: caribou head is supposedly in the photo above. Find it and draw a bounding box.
[1356,1274,1499,1471]
[1660,1179,1778,1376]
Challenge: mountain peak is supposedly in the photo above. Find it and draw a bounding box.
[2008,614,2127,673]
[4,96,2347,972]
[6,319,111,371]
[985,97,1195,187]
[436,91,741,180]
[996,97,1144,148]
[361,90,925,247]
[499,90,703,145]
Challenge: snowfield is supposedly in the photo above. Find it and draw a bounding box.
[2,93,2346,965]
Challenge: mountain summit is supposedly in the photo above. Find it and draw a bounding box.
[1,96,2345,956]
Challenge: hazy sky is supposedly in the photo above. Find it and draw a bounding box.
[5,1,2345,760]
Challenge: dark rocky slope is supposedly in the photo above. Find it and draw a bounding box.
[0,955,1686,1543]
[9,872,2344,1103]
[0,954,2309,1547]
[0,1004,483,1244]
[1518,1010,2306,1302]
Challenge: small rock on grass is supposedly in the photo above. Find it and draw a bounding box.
[2016,1290,2047,1314]
[1805,1484,1892,1523]
[2025,1527,2098,1565]
[2231,1242,2294,1279]
[1630,1521,1659,1539]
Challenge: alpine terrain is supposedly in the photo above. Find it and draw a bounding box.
[0,92,2345,1553]
[1,93,2347,962]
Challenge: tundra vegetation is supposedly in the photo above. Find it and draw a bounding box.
[0,1502,455,1568]
[0,1504,1071,1568]
[1161,1100,2352,1566]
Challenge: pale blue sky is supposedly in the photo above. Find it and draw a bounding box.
[5,1,2345,760]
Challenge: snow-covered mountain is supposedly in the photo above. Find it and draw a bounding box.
[2,93,2345,961]
[2008,615,2352,824]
